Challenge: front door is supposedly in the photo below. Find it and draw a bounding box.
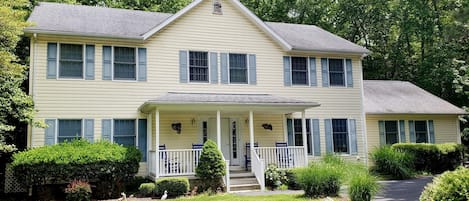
[207,118,240,166]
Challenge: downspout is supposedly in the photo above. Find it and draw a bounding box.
[28,33,37,148]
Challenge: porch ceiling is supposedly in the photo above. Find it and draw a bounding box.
[139,92,320,114]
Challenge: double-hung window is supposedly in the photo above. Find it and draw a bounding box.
[189,51,209,82]
[229,53,248,84]
[58,119,82,143]
[291,57,308,85]
[289,119,313,155]
[114,47,136,80]
[384,121,399,144]
[59,44,83,78]
[328,59,345,86]
[332,119,348,153]
[113,119,136,146]
[414,121,428,143]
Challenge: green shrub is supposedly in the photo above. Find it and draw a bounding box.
[264,164,289,190]
[195,140,225,191]
[138,182,156,197]
[64,179,92,201]
[11,139,141,199]
[155,177,189,198]
[348,173,379,201]
[295,163,342,198]
[370,146,414,179]
[392,143,463,173]
[420,167,469,201]
[125,176,152,195]
[285,169,301,190]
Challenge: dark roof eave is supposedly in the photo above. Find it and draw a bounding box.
[365,112,467,115]
[291,47,371,56]
[24,29,144,40]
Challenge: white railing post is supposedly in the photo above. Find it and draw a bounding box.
[225,160,230,192]
[251,148,265,191]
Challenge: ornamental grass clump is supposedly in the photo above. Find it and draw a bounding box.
[370,146,414,179]
[295,163,342,198]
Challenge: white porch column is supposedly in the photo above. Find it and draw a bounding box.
[155,109,160,178]
[301,111,308,166]
[249,111,254,151]
[217,110,221,150]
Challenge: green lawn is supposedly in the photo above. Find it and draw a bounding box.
[173,194,345,201]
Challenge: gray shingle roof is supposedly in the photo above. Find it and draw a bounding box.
[364,80,465,114]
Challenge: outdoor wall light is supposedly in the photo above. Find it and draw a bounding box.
[171,122,182,134]
[262,123,273,130]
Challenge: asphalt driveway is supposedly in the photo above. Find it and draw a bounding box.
[373,176,434,201]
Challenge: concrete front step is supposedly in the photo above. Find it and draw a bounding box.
[230,183,261,191]
[230,177,258,185]
[229,171,260,192]
[230,172,255,178]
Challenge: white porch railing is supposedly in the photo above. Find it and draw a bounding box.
[221,154,230,192]
[254,146,306,169]
[157,149,202,177]
[251,149,265,191]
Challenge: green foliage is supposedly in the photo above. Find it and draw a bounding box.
[11,139,141,199]
[138,182,156,197]
[155,177,189,198]
[195,139,225,191]
[370,146,414,179]
[420,167,469,201]
[64,179,92,201]
[125,176,152,195]
[295,163,342,198]
[264,164,288,190]
[392,143,464,173]
[348,173,379,201]
[285,169,301,190]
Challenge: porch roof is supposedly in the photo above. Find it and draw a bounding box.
[139,92,320,113]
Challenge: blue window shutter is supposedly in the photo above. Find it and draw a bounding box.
[84,119,94,143]
[85,45,95,80]
[311,119,320,156]
[346,59,353,87]
[44,119,56,145]
[138,119,148,162]
[428,120,435,143]
[325,119,333,153]
[309,57,317,87]
[248,54,257,85]
[138,48,147,81]
[220,53,228,84]
[349,119,357,155]
[210,52,218,84]
[102,46,112,80]
[287,119,293,146]
[399,120,406,142]
[47,43,57,79]
[321,58,329,87]
[378,120,385,146]
[283,56,291,86]
[101,119,112,141]
[179,50,188,83]
[409,120,416,143]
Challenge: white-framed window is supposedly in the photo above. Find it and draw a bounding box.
[189,51,209,82]
[58,43,84,79]
[113,119,136,146]
[57,119,83,143]
[414,120,428,143]
[328,58,346,86]
[291,57,308,85]
[229,53,248,84]
[288,119,313,155]
[113,47,137,80]
[332,119,348,153]
[384,121,399,145]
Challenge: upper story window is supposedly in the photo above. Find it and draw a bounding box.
[229,53,248,84]
[113,119,136,146]
[384,121,399,144]
[329,59,345,86]
[59,44,84,79]
[189,51,209,82]
[58,119,82,143]
[414,120,428,143]
[291,57,308,85]
[332,119,348,153]
[114,47,136,80]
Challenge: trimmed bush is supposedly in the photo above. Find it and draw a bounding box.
[155,177,189,198]
[64,179,92,201]
[370,146,414,179]
[295,163,342,198]
[138,182,156,197]
[348,173,379,201]
[392,143,463,173]
[11,139,141,199]
[195,139,226,191]
[420,167,469,201]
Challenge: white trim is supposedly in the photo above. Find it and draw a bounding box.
[290,56,310,86]
[283,115,288,142]
[55,43,86,80]
[456,118,461,144]
[54,119,58,144]
[326,58,347,88]
[187,50,211,84]
[111,46,139,82]
[227,53,249,85]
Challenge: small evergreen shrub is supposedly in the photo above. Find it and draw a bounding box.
[138,182,156,197]
[285,169,301,190]
[195,140,226,191]
[295,163,342,198]
[348,173,379,201]
[64,179,92,201]
[264,164,288,190]
[370,146,414,179]
[420,167,469,201]
[154,177,189,198]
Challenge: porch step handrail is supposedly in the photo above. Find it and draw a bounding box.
[251,149,265,191]
[221,154,230,192]
[254,146,306,169]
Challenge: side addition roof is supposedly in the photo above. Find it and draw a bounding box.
[364,80,466,115]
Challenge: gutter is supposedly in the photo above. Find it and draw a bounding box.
[24,29,144,41]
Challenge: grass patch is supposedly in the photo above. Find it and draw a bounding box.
[173,194,344,200]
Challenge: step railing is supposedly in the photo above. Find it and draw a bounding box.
[158,149,202,176]
[254,146,306,169]
[251,149,265,191]
[221,154,230,192]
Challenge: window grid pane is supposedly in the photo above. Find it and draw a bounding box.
[229,54,247,83]
[114,47,136,80]
[189,51,208,82]
[58,119,82,142]
[114,119,136,147]
[293,119,312,154]
[291,57,308,85]
[59,44,83,78]
[415,121,428,143]
[385,121,399,144]
[332,119,348,153]
[329,59,345,86]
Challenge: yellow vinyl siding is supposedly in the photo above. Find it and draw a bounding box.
[366,114,460,152]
